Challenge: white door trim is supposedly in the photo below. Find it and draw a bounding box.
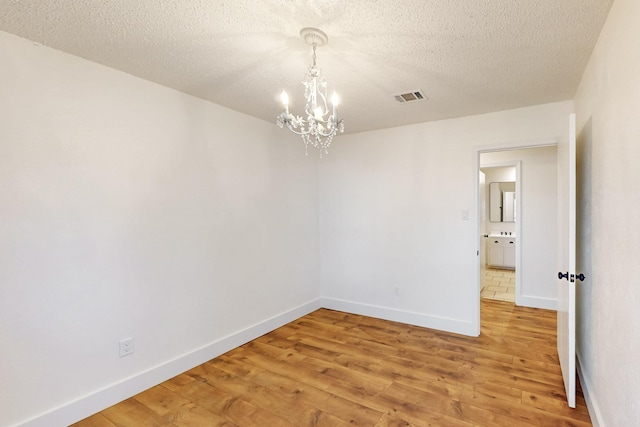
[473,139,557,335]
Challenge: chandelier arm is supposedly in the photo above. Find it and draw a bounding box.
[284,120,340,137]
[284,125,313,136]
[317,91,329,116]
[314,128,339,137]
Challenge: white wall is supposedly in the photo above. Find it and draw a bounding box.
[318,101,572,336]
[0,31,320,427]
[481,147,558,309]
[573,0,640,425]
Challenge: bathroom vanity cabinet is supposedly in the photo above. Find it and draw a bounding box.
[487,236,516,269]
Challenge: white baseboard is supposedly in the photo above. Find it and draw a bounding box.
[577,350,604,427]
[319,297,478,337]
[517,294,557,311]
[17,298,480,427]
[16,299,323,427]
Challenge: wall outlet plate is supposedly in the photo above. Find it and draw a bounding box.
[119,337,134,357]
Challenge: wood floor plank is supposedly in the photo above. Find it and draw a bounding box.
[366,382,478,427]
[133,385,193,417]
[373,413,412,427]
[249,366,385,425]
[198,364,351,427]
[163,404,238,427]
[71,413,118,427]
[175,379,295,427]
[460,388,591,426]
[72,300,591,426]
[100,397,168,426]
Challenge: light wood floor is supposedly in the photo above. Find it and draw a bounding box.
[73,300,591,426]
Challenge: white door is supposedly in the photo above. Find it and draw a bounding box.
[557,113,577,408]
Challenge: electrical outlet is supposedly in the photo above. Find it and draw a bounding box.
[394,286,400,296]
[119,337,134,357]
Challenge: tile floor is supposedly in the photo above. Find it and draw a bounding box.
[481,267,516,302]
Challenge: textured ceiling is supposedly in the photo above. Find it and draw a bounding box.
[0,1,613,134]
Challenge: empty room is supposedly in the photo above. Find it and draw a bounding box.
[1,1,639,426]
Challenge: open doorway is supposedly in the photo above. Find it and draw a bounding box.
[480,163,519,303]
[476,145,558,311]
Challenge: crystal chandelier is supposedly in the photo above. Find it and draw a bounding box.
[276,28,344,156]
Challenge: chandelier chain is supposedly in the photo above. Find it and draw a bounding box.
[312,44,317,68]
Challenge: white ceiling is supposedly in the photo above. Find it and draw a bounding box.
[1,1,613,134]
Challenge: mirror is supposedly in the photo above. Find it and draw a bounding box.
[489,182,516,222]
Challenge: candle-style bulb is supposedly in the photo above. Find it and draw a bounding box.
[331,92,339,118]
[281,90,289,114]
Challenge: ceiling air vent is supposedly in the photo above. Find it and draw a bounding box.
[393,90,427,103]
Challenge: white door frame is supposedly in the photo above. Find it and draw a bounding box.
[473,139,557,335]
